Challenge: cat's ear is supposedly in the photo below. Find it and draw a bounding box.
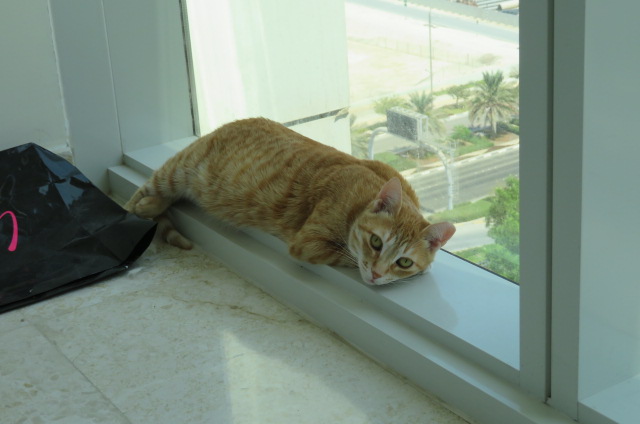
[424,222,456,250]
[372,178,402,215]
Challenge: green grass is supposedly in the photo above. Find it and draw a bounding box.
[428,198,492,223]
[455,138,494,157]
[438,104,467,117]
[374,152,417,172]
[433,81,478,97]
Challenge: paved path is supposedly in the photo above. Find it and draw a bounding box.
[348,0,518,43]
[444,218,494,252]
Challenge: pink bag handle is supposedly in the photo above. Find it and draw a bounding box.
[1,210,18,252]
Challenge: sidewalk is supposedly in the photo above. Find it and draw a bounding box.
[443,218,494,252]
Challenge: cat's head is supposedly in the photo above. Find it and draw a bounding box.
[348,178,455,285]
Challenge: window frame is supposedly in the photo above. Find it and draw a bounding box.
[548,1,585,417]
[51,1,587,423]
[519,0,554,403]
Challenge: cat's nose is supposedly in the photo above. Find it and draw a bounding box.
[371,271,382,280]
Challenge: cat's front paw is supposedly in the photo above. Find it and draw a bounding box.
[134,196,169,218]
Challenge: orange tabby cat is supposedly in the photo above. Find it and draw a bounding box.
[125,118,455,285]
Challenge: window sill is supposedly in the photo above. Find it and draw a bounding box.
[108,144,573,424]
[246,227,521,381]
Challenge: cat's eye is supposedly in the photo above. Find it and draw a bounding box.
[370,234,383,251]
[396,257,414,269]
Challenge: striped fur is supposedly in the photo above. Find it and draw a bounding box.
[125,118,455,285]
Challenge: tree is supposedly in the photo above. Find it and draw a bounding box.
[445,85,470,108]
[407,91,445,138]
[485,176,520,282]
[486,176,519,253]
[469,70,518,137]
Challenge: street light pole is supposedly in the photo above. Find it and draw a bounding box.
[419,141,455,210]
[368,127,389,160]
[429,8,433,93]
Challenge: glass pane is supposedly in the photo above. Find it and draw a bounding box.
[345,0,520,283]
[185,0,351,152]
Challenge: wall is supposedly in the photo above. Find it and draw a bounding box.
[0,0,68,155]
[49,0,194,190]
[579,0,640,400]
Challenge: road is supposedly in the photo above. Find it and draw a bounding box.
[406,144,519,212]
[348,0,518,43]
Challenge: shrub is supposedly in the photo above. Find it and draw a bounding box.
[451,125,473,142]
[482,244,520,283]
[497,121,520,135]
[428,198,492,223]
[455,244,520,283]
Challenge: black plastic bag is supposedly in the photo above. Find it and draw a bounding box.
[0,143,156,314]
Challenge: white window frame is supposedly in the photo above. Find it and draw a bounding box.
[53,1,637,423]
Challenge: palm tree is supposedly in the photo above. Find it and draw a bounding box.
[469,71,518,137]
[373,96,407,115]
[408,91,445,138]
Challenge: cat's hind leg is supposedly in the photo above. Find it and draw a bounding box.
[156,213,193,250]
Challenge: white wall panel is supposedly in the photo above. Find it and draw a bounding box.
[0,0,68,153]
[579,0,640,400]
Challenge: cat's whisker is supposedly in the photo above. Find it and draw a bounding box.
[336,236,359,267]
[332,244,358,267]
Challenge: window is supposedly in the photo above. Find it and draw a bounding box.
[90,0,532,419]
[51,0,640,422]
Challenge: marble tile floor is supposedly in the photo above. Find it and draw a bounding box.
[1,241,471,424]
